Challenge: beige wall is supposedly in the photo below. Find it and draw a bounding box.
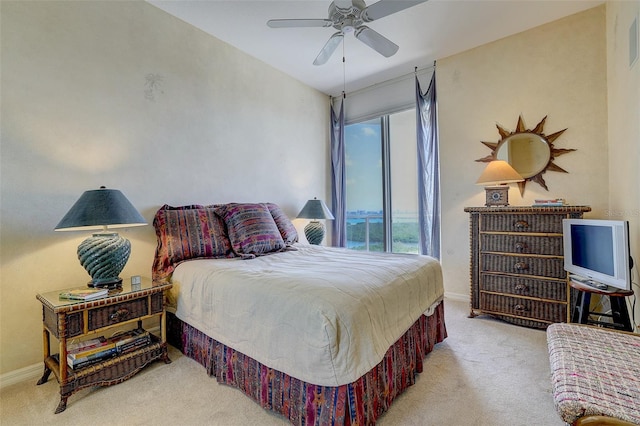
[437,6,609,299]
[0,1,329,374]
[606,1,640,324]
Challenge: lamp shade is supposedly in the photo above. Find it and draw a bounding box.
[475,160,524,186]
[296,198,335,220]
[55,187,147,231]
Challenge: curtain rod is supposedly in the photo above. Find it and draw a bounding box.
[331,63,435,103]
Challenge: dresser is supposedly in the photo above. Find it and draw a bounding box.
[464,206,591,329]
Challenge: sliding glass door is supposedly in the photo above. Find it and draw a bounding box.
[345,108,419,253]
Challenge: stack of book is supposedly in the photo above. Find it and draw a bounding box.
[66,329,151,370]
[533,198,566,207]
[59,288,109,301]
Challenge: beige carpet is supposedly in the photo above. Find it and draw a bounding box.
[0,299,563,425]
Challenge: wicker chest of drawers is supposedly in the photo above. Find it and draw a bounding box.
[464,206,591,329]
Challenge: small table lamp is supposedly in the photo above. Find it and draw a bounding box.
[55,186,147,288]
[476,160,524,206]
[296,198,335,245]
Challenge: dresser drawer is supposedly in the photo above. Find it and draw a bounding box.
[481,234,563,256]
[480,293,566,323]
[88,297,148,330]
[480,214,564,233]
[481,253,566,279]
[480,274,567,302]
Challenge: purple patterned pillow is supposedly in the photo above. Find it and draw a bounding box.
[265,203,298,245]
[217,203,285,258]
[152,205,234,280]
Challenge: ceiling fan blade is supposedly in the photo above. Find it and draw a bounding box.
[362,0,428,22]
[267,19,333,28]
[314,32,344,65]
[354,26,399,57]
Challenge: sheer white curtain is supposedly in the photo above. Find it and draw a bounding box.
[330,99,346,247]
[416,71,441,258]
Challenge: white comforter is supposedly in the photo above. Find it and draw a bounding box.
[170,244,444,386]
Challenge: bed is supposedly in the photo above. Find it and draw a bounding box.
[152,202,447,425]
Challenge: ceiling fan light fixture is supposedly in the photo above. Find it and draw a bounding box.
[342,20,355,33]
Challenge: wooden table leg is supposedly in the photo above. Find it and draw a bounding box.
[36,365,52,385]
[55,396,68,414]
[37,326,52,385]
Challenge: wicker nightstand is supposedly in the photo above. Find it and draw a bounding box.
[36,278,172,413]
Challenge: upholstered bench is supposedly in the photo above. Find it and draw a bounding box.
[547,323,640,426]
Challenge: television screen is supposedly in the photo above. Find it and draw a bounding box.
[570,225,614,276]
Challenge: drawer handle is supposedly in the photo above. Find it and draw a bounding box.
[514,220,530,230]
[109,308,130,322]
[514,242,527,252]
[514,262,529,271]
[514,284,528,292]
[514,304,527,312]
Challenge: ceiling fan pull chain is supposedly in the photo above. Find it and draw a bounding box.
[342,41,347,99]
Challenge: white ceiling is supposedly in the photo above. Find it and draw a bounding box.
[148,0,603,96]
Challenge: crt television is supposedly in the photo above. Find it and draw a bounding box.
[562,218,632,291]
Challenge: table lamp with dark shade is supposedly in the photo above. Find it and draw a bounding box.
[55,186,147,288]
[296,198,335,245]
[475,160,524,207]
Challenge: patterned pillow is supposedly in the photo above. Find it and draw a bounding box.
[217,203,285,258]
[266,203,299,245]
[152,205,234,280]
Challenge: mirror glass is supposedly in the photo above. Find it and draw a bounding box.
[495,133,551,178]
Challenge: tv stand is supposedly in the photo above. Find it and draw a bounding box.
[570,279,634,331]
[569,275,608,290]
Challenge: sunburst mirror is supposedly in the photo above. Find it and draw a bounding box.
[476,115,576,196]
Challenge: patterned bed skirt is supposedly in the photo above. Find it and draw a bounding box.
[167,301,447,425]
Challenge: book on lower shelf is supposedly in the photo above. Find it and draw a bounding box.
[68,347,118,369]
[59,288,109,301]
[67,336,108,355]
[67,329,152,370]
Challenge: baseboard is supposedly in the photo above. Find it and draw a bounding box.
[444,291,468,303]
[0,363,42,390]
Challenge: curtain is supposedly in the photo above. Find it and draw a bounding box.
[416,71,441,259]
[330,98,347,247]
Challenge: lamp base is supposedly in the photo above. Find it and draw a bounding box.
[78,232,131,289]
[484,186,510,207]
[304,220,325,245]
[87,277,123,289]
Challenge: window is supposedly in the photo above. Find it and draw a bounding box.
[345,108,419,253]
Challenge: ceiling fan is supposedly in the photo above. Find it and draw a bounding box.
[267,0,428,65]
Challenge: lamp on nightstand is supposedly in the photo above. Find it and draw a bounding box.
[297,198,335,245]
[476,160,524,207]
[55,186,147,288]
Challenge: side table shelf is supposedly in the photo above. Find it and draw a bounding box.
[36,278,172,413]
